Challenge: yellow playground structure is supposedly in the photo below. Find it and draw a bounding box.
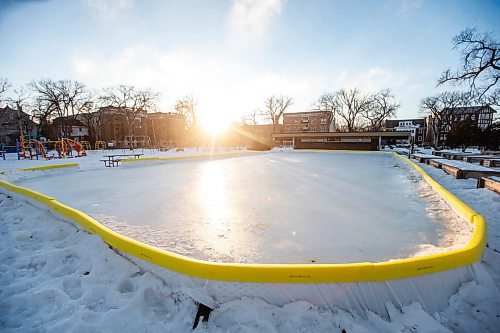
[95,140,107,150]
[80,141,92,151]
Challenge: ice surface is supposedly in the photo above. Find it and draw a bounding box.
[15,152,471,264]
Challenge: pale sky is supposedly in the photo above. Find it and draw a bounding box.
[1,0,499,125]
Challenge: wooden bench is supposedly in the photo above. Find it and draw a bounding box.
[428,159,500,179]
[477,177,500,194]
[484,150,500,156]
[462,155,492,163]
[432,151,446,157]
[429,159,443,169]
[482,159,500,168]
[411,154,444,164]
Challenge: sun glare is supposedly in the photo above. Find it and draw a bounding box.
[199,113,232,136]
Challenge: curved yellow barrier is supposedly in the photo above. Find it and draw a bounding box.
[18,163,79,172]
[0,152,486,283]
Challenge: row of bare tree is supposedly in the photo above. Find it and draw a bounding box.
[0,80,202,140]
[0,78,204,141]
[247,88,399,132]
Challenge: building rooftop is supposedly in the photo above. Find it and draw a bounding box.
[444,105,497,115]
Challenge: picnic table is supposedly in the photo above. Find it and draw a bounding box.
[101,153,143,167]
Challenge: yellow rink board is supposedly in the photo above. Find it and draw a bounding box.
[0,151,487,283]
[18,163,79,172]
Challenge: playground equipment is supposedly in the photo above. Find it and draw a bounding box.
[124,135,152,149]
[95,140,107,150]
[17,136,47,160]
[12,137,87,160]
[56,138,87,158]
[80,141,92,151]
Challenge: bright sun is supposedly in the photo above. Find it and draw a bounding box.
[199,113,232,136]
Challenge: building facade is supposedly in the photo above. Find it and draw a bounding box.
[75,107,187,147]
[145,112,186,147]
[385,118,426,146]
[51,117,89,141]
[427,105,496,147]
[0,106,37,145]
[283,111,334,134]
[274,131,412,150]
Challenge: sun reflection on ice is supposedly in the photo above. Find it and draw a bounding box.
[197,161,230,226]
[196,161,252,261]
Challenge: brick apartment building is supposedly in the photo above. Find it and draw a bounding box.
[145,112,186,147]
[51,117,89,141]
[283,111,334,134]
[0,106,37,145]
[74,107,187,147]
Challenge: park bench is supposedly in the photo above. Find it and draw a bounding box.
[429,159,500,179]
[477,177,500,194]
[463,155,495,163]
[429,159,443,169]
[482,158,500,168]
[411,153,445,164]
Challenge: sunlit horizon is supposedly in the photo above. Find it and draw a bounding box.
[1,1,499,121]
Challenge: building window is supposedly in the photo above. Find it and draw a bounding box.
[302,116,309,122]
[320,118,326,125]
[286,120,291,125]
[294,120,299,124]
[295,127,300,132]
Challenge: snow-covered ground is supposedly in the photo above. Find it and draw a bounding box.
[1,149,499,332]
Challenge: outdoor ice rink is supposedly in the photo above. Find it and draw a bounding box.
[15,151,471,264]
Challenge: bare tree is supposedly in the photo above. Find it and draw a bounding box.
[262,95,294,132]
[315,92,336,131]
[0,78,10,106]
[242,109,259,125]
[333,88,371,132]
[361,89,400,131]
[29,79,94,138]
[438,28,499,99]
[174,95,197,129]
[419,91,470,147]
[100,85,159,138]
[76,90,98,142]
[5,86,33,135]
